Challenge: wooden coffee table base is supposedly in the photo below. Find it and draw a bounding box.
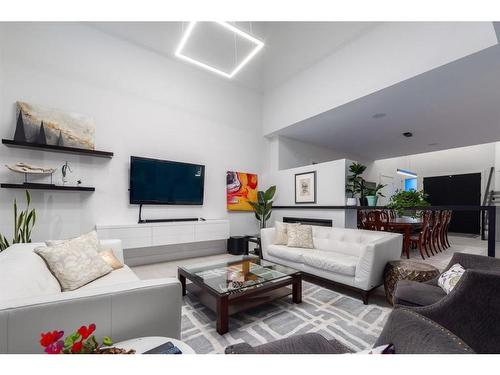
[178,271,302,335]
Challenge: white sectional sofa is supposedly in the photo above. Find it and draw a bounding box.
[261,225,403,304]
[0,240,182,353]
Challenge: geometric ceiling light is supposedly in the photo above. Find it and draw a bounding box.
[175,21,264,78]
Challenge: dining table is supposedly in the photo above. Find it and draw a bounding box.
[387,216,423,258]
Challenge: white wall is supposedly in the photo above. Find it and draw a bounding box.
[364,142,497,202]
[267,159,352,228]
[278,136,357,170]
[263,22,498,135]
[0,23,265,241]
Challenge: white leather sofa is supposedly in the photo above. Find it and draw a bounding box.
[261,225,403,304]
[0,240,182,353]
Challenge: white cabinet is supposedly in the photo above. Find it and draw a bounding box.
[152,225,195,246]
[96,220,230,249]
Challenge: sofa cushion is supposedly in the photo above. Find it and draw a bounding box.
[302,250,358,276]
[267,245,304,263]
[78,266,139,290]
[0,247,61,302]
[393,280,446,307]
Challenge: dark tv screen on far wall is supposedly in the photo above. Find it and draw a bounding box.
[129,156,205,205]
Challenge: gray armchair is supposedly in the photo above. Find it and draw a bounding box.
[394,252,500,307]
[225,308,473,354]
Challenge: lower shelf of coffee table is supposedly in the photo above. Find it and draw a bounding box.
[186,283,292,315]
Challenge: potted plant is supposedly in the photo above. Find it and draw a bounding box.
[365,184,386,207]
[40,323,134,354]
[387,189,430,218]
[346,163,368,206]
[248,185,276,229]
[0,190,36,252]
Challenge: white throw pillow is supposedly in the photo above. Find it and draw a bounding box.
[35,231,112,291]
[273,222,299,245]
[287,225,314,249]
[438,263,466,294]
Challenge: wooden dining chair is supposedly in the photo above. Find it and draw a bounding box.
[429,210,444,253]
[409,210,433,259]
[357,210,367,229]
[440,210,452,249]
[365,210,390,231]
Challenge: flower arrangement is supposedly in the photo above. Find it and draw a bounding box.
[40,323,134,354]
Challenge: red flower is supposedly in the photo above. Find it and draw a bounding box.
[44,340,63,354]
[40,330,64,347]
[71,341,83,353]
[77,323,96,340]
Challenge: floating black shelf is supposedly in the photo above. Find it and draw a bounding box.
[0,183,95,192]
[2,139,114,158]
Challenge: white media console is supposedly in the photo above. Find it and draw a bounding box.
[95,219,230,265]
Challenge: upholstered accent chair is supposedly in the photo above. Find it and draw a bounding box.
[225,307,475,354]
[393,252,500,307]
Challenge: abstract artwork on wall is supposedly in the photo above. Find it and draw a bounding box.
[14,101,95,150]
[226,171,258,211]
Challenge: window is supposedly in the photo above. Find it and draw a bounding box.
[405,178,417,191]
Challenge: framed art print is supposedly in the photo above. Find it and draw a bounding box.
[295,171,316,204]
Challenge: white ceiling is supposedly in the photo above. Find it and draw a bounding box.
[89,21,377,92]
[277,37,500,160]
[89,22,500,161]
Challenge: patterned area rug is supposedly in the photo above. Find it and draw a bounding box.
[181,281,391,354]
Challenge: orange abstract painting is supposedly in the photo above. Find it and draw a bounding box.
[226,171,258,211]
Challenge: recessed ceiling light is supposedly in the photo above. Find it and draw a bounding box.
[372,113,386,119]
[402,132,413,138]
[175,22,264,78]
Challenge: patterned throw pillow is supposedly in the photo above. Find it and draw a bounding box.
[35,231,112,291]
[287,225,314,249]
[273,222,300,245]
[438,263,466,294]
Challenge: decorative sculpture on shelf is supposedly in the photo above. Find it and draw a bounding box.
[61,161,72,185]
[5,162,56,185]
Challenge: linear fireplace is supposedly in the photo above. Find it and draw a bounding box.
[283,217,332,227]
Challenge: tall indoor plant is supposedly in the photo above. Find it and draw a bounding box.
[248,185,276,229]
[387,189,430,218]
[0,190,36,252]
[346,163,368,206]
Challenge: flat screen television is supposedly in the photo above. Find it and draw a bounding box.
[129,156,205,205]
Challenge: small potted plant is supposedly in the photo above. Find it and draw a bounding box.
[40,323,135,354]
[346,163,368,206]
[387,189,430,218]
[365,184,386,207]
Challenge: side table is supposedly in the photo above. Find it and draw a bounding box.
[113,336,195,354]
[383,260,440,305]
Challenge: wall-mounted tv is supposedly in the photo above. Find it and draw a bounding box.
[129,156,205,205]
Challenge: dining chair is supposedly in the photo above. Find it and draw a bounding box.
[409,210,433,259]
[365,210,391,231]
[429,210,444,253]
[357,210,367,229]
[440,210,452,249]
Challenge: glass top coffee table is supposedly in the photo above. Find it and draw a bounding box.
[177,256,302,335]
